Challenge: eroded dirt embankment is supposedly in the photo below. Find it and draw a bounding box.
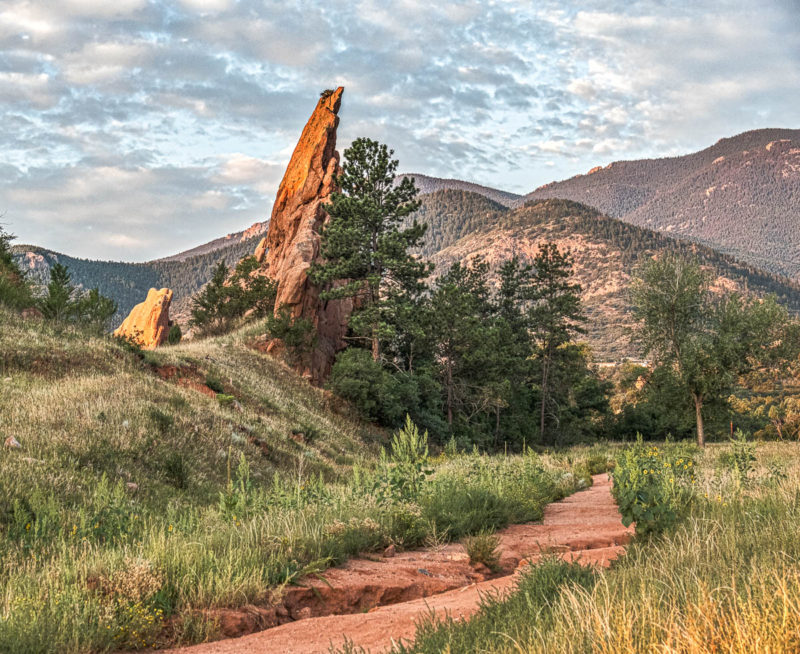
[165,474,631,654]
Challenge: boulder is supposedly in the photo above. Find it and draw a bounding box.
[21,307,43,320]
[113,288,173,349]
[4,436,21,449]
[254,236,268,264]
[259,87,353,383]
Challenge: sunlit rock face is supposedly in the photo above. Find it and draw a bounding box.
[259,87,352,384]
[113,287,173,349]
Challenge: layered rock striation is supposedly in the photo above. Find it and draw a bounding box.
[113,287,173,349]
[259,87,351,383]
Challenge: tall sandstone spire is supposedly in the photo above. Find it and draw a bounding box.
[255,87,351,384]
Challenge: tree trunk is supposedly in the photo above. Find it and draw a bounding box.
[693,393,705,447]
[446,361,453,428]
[539,352,550,442]
[371,335,379,362]
[494,405,501,446]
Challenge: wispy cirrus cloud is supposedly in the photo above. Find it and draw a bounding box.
[0,0,797,260]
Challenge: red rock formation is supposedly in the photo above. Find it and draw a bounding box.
[259,87,351,383]
[254,237,268,264]
[113,288,173,349]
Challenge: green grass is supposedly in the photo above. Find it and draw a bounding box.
[0,309,598,652]
[387,441,800,654]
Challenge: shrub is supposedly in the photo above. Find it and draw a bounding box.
[464,530,501,571]
[374,416,432,502]
[167,324,182,345]
[163,453,189,490]
[265,305,315,364]
[148,407,174,433]
[205,375,224,393]
[423,481,511,539]
[189,256,277,336]
[728,428,756,485]
[611,438,696,536]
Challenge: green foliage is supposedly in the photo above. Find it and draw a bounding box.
[35,262,118,331]
[464,530,501,571]
[189,256,277,336]
[390,558,597,654]
[611,439,697,536]
[38,263,76,321]
[167,324,182,345]
[631,254,798,445]
[163,452,190,490]
[0,225,34,310]
[265,305,315,364]
[14,233,263,325]
[727,429,757,485]
[204,375,224,393]
[375,416,432,502]
[308,137,430,359]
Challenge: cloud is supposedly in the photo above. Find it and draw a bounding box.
[0,0,797,260]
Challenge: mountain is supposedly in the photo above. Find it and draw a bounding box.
[12,233,262,326]
[421,191,800,360]
[524,128,800,278]
[15,186,800,359]
[152,221,268,263]
[397,173,521,207]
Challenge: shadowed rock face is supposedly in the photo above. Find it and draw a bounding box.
[260,87,351,384]
[113,288,173,349]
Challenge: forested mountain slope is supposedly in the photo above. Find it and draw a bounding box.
[397,173,521,207]
[524,129,800,278]
[426,196,800,360]
[13,234,261,326]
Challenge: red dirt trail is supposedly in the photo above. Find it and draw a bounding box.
[166,474,631,654]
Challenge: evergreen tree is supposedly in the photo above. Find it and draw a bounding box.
[75,287,117,333]
[308,137,430,360]
[190,256,277,336]
[0,225,33,310]
[39,263,75,321]
[428,259,495,435]
[527,243,586,443]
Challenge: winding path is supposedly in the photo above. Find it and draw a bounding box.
[166,474,631,654]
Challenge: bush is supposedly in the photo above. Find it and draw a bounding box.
[167,324,182,345]
[464,530,501,571]
[423,481,511,539]
[264,305,315,364]
[611,438,696,536]
[205,375,224,393]
[329,349,446,439]
[724,428,756,485]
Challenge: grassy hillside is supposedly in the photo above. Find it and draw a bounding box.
[424,196,800,360]
[0,307,381,649]
[525,128,800,278]
[0,309,598,652]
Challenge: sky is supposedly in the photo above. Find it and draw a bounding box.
[1,0,799,261]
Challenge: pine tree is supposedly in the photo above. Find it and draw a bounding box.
[428,259,494,432]
[308,137,430,361]
[528,243,586,443]
[39,263,76,321]
[75,288,117,333]
[0,225,33,310]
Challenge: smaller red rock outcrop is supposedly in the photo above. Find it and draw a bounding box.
[114,288,173,349]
